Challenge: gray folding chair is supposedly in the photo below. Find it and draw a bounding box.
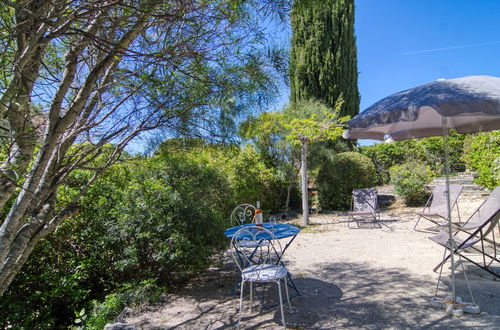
[348,188,380,228]
[414,184,463,232]
[430,186,500,278]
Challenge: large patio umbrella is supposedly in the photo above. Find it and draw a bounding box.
[343,75,500,315]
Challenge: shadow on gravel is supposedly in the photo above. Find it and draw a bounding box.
[113,258,500,329]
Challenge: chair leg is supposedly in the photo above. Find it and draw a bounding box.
[277,281,286,329]
[283,276,291,309]
[238,279,245,329]
[249,281,253,313]
[414,215,422,231]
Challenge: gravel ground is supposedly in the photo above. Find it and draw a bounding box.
[107,194,500,329]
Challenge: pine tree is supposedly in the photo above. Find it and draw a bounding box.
[290,0,359,118]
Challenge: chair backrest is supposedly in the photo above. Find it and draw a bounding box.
[230,204,256,226]
[231,227,283,278]
[352,188,378,213]
[428,184,463,217]
[462,186,500,231]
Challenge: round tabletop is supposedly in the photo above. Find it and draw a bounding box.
[224,222,300,240]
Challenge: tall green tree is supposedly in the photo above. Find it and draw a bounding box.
[289,0,359,119]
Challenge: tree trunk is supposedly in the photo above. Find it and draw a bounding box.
[284,183,292,212]
[301,141,309,226]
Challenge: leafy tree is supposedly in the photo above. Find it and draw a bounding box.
[284,100,348,225]
[360,140,419,184]
[0,0,290,295]
[416,132,466,174]
[360,131,466,185]
[290,0,359,119]
[239,112,299,211]
[0,146,233,328]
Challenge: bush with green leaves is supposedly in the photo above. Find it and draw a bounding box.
[0,139,286,328]
[0,162,129,329]
[84,279,161,330]
[416,132,466,174]
[360,132,466,184]
[389,161,434,206]
[360,140,417,184]
[316,152,377,211]
[463,131,500,189]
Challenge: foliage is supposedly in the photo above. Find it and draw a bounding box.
[85,279,162,330]
[416,132,466,174]
[283,99,349,224]
[463,131,500,189]
[239,112,293,168]
[157,139,287,213]
[389,161,434,206]
[316,152,377,210]
[290,0,359,119]
[360,131,466,184]
[0,0,290,296]
[0,145,233,328]
[0,138,289,328]
[359,140,418,184]
[284,100,349,146]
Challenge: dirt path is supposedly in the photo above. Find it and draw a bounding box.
[107,195,500,329]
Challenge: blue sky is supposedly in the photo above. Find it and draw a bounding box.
[356,0,500,111]
[134,1,500,152]
[272,1,500,113]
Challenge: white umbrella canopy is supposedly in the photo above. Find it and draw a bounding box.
[343,75,500,316]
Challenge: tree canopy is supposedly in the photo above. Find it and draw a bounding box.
[0,0,290,295]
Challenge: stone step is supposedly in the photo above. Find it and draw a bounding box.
[430,171,490,194]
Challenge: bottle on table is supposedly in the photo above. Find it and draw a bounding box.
[255,201,263,227]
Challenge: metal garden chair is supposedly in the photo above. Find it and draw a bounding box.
[230,204,256,226]
[231,226,291,329]
[430,186,500,279]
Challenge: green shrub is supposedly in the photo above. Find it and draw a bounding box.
[360,140,420,184]
[416,132,466,174]
[463,131,500,189]
[317,152,377,210]
[0,148,232,328]
[360,132,466,184]
[85,279,161,329]
[0,140,287,329]
[389,161,434,206]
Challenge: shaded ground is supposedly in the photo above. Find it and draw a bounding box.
[108,195,500,329]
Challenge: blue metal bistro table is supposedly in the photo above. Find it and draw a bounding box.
[224,222,301,299]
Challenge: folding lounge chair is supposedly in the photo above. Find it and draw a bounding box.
[430,186,500,278]
[414,184,463,232]
[348,188,380,228]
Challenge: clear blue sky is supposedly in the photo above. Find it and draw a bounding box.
[356,0,500,111]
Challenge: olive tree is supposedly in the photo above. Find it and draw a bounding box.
[284,99,348,225]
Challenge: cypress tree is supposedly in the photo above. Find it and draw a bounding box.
[290,0,359,119]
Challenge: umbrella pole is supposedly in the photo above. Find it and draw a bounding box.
[442,118,456,304]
